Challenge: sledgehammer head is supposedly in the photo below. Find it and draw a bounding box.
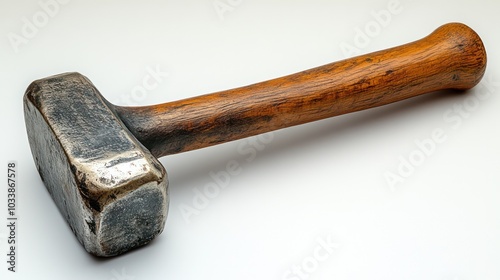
[23,73,168,257]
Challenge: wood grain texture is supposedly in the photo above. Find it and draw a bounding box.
[115,23,487,158]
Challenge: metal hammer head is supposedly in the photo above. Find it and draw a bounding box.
[23,73,168,257]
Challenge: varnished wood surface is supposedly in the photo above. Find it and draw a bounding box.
[115,23,486,158]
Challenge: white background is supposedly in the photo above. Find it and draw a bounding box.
[1,0,499,279]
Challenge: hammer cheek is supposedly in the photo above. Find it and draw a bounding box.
[23,98,95,252]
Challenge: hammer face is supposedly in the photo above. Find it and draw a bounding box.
[23,73,168,256]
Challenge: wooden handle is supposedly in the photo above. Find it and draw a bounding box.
[115,23,486,158]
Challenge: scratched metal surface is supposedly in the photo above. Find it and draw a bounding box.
[23,73,168,256]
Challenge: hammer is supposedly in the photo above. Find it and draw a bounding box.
[24,23,486,257]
